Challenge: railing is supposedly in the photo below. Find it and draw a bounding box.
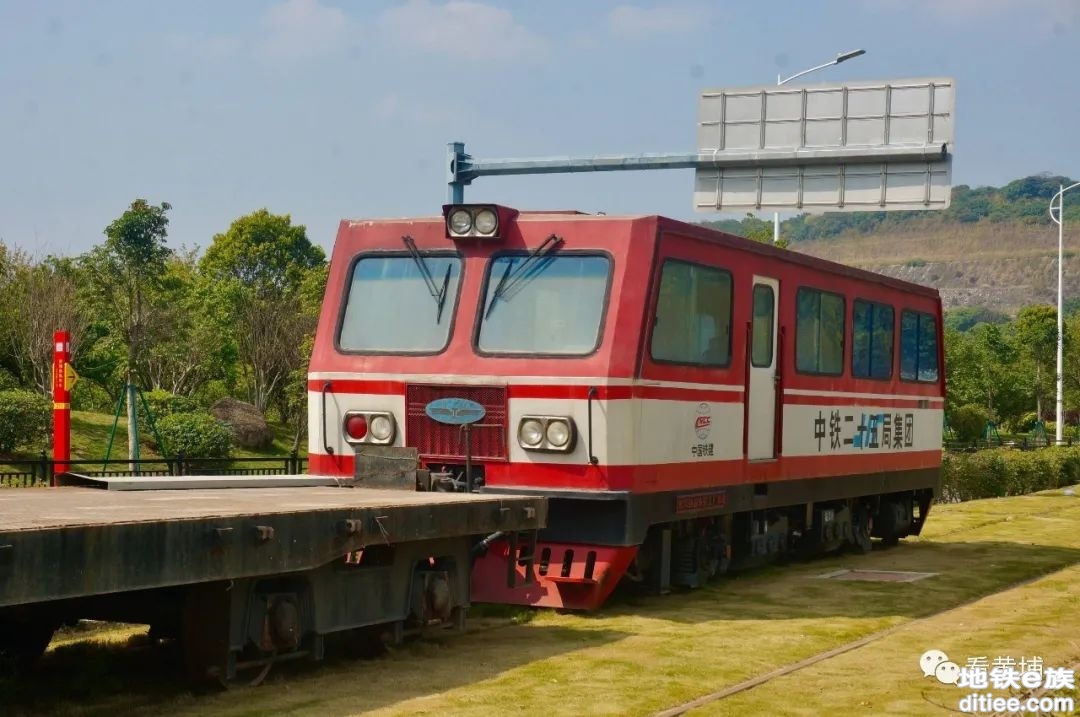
[0,452,308,488]
[943,436,1074,453]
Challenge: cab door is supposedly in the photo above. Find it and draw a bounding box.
[747,277,779,459]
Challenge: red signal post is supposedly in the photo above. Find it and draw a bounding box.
[52,330,73,480]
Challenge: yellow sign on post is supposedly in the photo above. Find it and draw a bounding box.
[63,362,79,391]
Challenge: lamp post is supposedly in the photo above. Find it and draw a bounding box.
[772,49,867,244]
[1052,181,1080,444]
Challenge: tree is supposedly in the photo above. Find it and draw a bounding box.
[944,324,1027,428]
[282,264,328,449]
[943,306,1010,333]
[1014,305,1059,420]
[139,251,235,396]
[741,213,790,249]
[78,199,172,460]
[199,210,325,415]
[1,251,87,395]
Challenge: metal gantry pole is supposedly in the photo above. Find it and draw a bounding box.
[1052,181,1080,443]
[1057,184,1065,444]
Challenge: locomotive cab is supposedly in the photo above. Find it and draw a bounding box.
[308,204,944,610]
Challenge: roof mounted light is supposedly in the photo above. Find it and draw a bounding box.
[442,204,518,241]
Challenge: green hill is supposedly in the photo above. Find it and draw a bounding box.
[703,173,1080,315]
[704,173,1079,244]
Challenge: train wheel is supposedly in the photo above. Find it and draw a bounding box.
[851,507,873,554]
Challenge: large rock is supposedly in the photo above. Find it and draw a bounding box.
[210,398,273,450]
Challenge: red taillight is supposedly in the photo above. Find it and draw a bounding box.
[345,414,368,440]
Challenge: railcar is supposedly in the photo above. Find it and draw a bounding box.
[309,204,943,610]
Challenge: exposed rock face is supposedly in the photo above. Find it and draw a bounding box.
[797,222,1077,315]
[210,398,273,449]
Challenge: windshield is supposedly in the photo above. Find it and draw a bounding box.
[478,254,610,355]
[339,254,462,352]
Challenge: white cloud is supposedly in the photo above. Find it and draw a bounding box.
[607,4,708,36]
[256,0,349,62]
[170,0,350,65]
[377,0,544,61]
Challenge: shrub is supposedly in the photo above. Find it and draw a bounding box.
[1012,411,1040,434]
[139,388,198,425]
[155,412,234,460]
[0,390,50,453]
[941,446,1080,502]
[0,369,20,392]
[950,404,990,443]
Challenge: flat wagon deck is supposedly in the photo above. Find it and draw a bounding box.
[0,476,546,681]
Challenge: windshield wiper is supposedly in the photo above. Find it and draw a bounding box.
[402,235,450,322]
[484,234,563,319]
[436,262,452,323]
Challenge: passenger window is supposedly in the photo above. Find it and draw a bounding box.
[852,299,895,379]
[751,284,774,368]
[795,288,845,375]
[651,260,733,367]
[900,310,939,382]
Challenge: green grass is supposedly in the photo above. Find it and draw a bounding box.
[5,488,1080,716]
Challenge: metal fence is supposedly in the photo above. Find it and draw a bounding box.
[0,452,308,488]
[943,436,1074,453]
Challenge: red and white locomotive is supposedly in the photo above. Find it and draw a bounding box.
[308,204,944,610]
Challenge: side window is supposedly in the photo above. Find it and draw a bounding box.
[651,260,733,367]
[900,310,939,382]
[852,299,895,379]
[751,284,774,368]
[796,287,845,375]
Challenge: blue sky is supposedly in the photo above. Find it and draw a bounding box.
[1,0,1078,256]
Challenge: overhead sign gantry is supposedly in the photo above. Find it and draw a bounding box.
[446,77,954,214]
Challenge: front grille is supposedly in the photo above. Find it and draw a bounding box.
[405,384,508,461]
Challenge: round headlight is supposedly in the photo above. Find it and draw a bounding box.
[369,414,393,441]
[474,208,498,235]
[519,419,544,447]
[448,209,473,234]
[546,420,571,448]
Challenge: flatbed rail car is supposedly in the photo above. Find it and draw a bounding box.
[308,204,944,610]
[0,474,545,680]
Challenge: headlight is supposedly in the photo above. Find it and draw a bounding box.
[518,418,544,447]
[448,209,473,234]
[474,208,498,235]
[517,416,576,453]
[546,420,571,447]
[343,411,396,444]
[369,414,393,441]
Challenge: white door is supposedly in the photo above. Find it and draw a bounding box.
[748,277,779,459]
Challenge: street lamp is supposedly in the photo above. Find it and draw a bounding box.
[1052,181,1080,444]
[772,49,867,244]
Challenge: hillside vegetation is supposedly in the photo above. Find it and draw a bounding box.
[704,173,1080,314]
